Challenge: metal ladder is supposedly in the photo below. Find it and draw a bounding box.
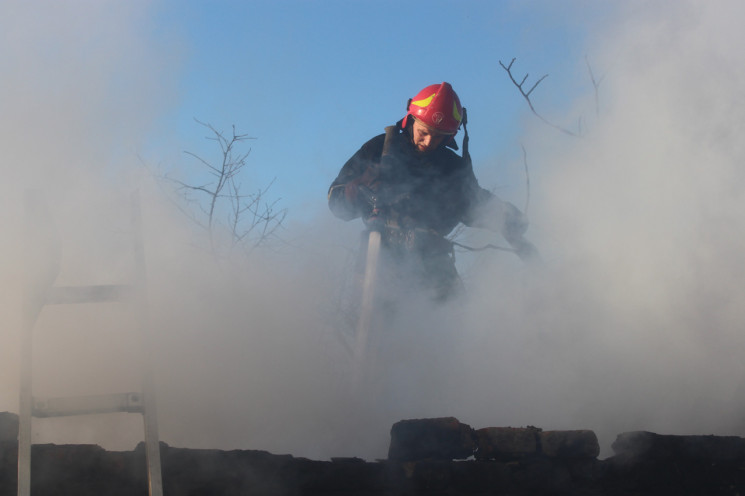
[18,191,163,496]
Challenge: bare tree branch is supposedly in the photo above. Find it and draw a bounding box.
[159,119,287,257]
[499,57,581,137]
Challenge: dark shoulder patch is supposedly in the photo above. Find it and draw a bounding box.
[436,147,468,172]
[359,133,386,157]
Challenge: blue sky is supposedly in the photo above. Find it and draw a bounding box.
[146,0,615,221]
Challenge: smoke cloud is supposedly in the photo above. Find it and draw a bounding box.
[2,1,745,462]
[455,1,745,455]
[0,0,183,450]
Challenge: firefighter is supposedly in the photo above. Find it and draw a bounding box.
[328,82,529,300]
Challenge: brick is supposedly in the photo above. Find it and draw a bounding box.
[388,417,476,461]
[540,430,599,458]
[475,427,538,460]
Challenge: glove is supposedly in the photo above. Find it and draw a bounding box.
[501,202,528,244]
[344,151,406,206]
[343,164,381,206]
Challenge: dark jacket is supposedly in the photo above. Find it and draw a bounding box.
[328,122,497,238]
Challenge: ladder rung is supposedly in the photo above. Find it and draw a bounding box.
[32,392,144,417]
[46,284,135,305]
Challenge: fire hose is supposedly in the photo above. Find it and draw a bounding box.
[353,126,397,370]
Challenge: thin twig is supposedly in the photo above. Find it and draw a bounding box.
[585,55,604,117]
[156,119,285,257]
[499,57,581,137]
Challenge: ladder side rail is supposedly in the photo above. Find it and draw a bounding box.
[132,191,164,496]
[19,191,63,496]
[18,308,36,496]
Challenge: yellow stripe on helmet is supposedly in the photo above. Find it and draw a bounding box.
[410,93,436,108]
[452,101,462,123]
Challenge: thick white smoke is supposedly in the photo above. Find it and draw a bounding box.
[455,1,745,456]
[0,0,183,450]
[3,0,745,462]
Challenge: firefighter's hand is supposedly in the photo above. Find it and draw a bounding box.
[356,184,378,210]
[502,202,528,244]
[344,166,380,205]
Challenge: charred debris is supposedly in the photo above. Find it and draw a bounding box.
[1,412,744,495]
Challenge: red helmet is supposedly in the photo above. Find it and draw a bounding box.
[402,82,463,135]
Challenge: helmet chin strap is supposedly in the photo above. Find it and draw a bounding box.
[461,107,471,166]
